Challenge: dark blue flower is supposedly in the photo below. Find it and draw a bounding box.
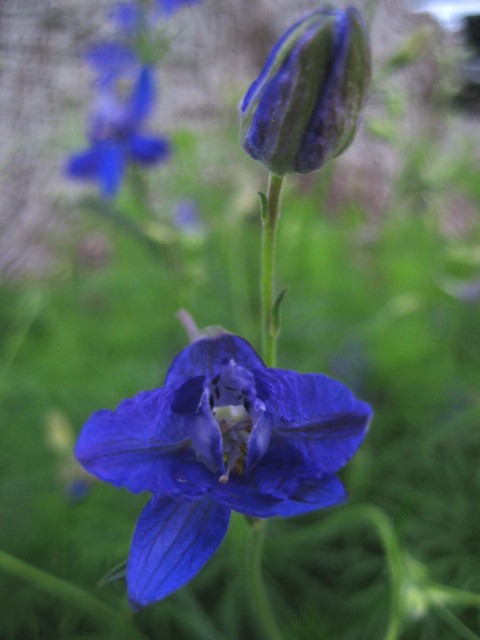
[240,8,371,175]
[66,66,170,197]
[76,333,372,607]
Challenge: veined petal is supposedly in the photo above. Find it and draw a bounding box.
[129,134,171,165]
[165,334,265,388]
[210,475,286,518]
[269,474,347,517]
[127,495,230,607]
[75,388,211,494]
[212,471,345,518]
[241,11,315,112]
[254,368,371,475]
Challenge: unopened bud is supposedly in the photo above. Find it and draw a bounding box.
[240,7,371,175]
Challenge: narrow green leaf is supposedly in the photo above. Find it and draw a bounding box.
[97,559,128,587]
[258,191,269,224]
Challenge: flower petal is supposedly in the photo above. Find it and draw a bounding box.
[127,495,230,607]
[85,41,138,87]
[165,334,265,388]
[269,474,347,517]
[110,2,144,35]
[211,475,285,517]
[245,409,273,472]
[129,66,155,124]
[210,473,344,518]
[99,144,125,197]
[254,368,371,474]
[66,147,102,180]
[129,134,171,165]
[176,390,224,472]
[75,388,213,495]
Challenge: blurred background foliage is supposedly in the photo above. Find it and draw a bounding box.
[1,0,480,639]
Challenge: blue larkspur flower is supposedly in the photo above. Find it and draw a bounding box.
[66,65,170,197]
[75,333,372,607]
[240,7,371,175]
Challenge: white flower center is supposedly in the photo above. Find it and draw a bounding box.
[214,405,252,483]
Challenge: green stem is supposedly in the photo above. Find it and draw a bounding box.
[428,582,480,609]
[0,549,145,639]
[274,504,405,640]
[247,519,285,640]
[260,173,284,367]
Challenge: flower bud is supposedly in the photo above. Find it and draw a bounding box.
[240,7,371,176]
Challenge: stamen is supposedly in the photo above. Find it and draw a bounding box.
[206,363,258,484]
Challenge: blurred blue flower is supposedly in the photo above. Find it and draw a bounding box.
[76,333,372,607]
[84,41,139,87]
[66,65,170,197]
[173,199,205,236]
[109,2,144,34]
[155,0,202,18]
[110,0,201,34]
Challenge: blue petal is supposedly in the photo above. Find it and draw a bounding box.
[66,147,102,179]
[129,66,155,124]
[99,144,125,197]
[176,391,224,472]
[296,10,350,172]
[165,334,265,388]
[110,2,144,35]
[75,388,213,495]
[245,408,273,471]
[171,376,205,414]
[254,369,372,475]
[129,135,171,165]
[269,474,347,517]
[169,376,224,472]
[242,20,323,167]
[240,11,321,112]
[211,473,344,518]
[250,434,309,498]
[210,475,286,517]
[127,495,230,607]
[66,144,125,196]
[85,42,138,87]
